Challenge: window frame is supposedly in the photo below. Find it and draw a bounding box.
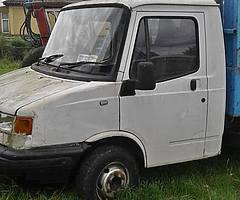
[1,13,9,33]
[130,16,200,83]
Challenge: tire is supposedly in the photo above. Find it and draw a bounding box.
[21,46,45,68]
[76,145,139,200]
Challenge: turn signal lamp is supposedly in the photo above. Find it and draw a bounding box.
[14,116,33,135]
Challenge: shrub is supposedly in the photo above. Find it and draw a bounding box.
[7,37,32,60]
[9,37,29,47]
[0,34,8,58]
[0,36,34,60]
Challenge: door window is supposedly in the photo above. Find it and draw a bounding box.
[130,17,199,82]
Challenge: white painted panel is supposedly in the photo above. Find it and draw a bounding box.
[18,82,121,147]
[120,11,208,168]
[204,7,226,156]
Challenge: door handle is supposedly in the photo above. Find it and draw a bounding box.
[190,79,197,91]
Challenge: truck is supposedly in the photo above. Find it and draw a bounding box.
[0,0,237,199]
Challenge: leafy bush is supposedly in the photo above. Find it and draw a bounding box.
[7,37,31,60]
[0,36,36,61]
[10,37,28,47]
[0,34,8,58]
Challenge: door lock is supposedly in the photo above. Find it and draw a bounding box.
[201,98,206,103]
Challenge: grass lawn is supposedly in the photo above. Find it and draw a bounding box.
[1,59,240,199]
[0,58,20,75]
[118,148,240,200]
[1,148,240,200]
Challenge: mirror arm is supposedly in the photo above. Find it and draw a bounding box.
[120,79,136,97]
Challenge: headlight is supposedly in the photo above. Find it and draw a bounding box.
[0,113,33,149]
[0,113,14,134]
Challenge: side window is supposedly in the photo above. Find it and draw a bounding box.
[130,20,146,79]
[130,17,199,82]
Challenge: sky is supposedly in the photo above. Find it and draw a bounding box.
[0,0,4,7]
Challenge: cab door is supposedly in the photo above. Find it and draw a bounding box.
[120,12,208,167]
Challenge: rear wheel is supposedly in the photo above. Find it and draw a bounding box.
[76,145,139,200]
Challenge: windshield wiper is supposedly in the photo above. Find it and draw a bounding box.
[38,54,64,64]
[54,61,109,73]
[59,61,105,68]
[55,61,113,75]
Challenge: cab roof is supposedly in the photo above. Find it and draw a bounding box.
[65,0,218,9]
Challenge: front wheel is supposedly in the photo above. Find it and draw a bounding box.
[76,145,139,200]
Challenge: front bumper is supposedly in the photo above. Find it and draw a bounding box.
[0,143,90,182]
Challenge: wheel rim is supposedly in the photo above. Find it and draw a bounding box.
[96,162,130,199]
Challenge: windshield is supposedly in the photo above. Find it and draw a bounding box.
[33,6,129,81]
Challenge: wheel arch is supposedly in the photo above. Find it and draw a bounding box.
[85,131,147,168]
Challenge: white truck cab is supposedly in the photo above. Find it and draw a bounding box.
[0,0,226,199]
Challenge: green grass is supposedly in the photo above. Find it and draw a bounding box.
[1,148,240,200]
[1,60,240,199]
[0,58,20,75]
[117,148,240,200]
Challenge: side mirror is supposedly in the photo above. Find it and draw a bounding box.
[120,62,156,97]
[136,62,156,90]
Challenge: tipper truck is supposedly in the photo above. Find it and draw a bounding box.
[0,0,238,199]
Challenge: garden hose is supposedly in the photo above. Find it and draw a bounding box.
[20,1,41,47]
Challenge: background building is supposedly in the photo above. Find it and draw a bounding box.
[0,0,77,35]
